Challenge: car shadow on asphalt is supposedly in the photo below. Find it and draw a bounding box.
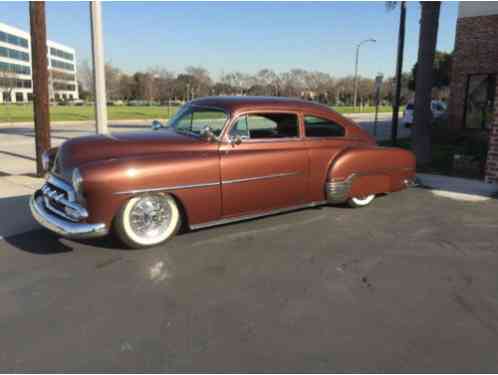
[4,229,74,254]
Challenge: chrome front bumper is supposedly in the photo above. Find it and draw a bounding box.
[30,192,108,239]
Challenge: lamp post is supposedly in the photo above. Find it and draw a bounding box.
[90,1,108,134]
[353,38,376,110]
[391,1,406,146]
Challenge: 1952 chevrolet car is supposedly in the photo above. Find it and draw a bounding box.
[30,97,416,248]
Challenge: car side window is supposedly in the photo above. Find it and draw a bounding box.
[230,113,299,140]
[304,115,345,138]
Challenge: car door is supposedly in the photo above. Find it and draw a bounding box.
[219,111,308,218]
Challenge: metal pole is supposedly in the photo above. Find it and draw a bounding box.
[374,91,380,137]
[29,2,51,177]
[353,45,360,110]
[353,39,376,111]
[90,1,108,134]
[391,1,406,146]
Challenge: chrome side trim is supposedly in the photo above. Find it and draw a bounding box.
[114,181,220,196]
[222,171,302,185]
[114,172,302,195]
[325,174,355,204]
[189,201,327,230]
[30,193,107,239]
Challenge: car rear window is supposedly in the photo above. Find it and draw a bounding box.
[304,116,345,138]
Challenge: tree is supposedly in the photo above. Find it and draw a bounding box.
[0,70,17,124]
[77,60,94,100]
[0,70,16,104]
[413,1,441,166]
[409,50,451,90]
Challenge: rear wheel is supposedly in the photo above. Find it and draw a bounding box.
[114,193,181,249]
[347,194,375,208]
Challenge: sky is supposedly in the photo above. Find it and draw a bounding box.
[0,1,459,80]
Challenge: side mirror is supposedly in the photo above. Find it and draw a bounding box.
[200,125,217,142]
[229,134,242,146]
[151,120,164,130]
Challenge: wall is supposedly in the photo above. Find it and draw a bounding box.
[447,14,498,131]
[485,84,498,183]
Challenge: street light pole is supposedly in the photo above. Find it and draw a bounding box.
[90,1,108,134]
[353,38,376,110]
[391,1,407,146]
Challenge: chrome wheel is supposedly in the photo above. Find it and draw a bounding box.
[129,196,171,239]
[348,194,375,208]
[115,193,181,248]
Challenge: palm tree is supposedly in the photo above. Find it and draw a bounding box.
[413,2,441,166]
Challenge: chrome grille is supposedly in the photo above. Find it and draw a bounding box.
[40,175,87,222]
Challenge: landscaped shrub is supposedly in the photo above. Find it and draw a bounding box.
[431,116,464,145]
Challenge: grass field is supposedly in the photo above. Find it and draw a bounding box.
[0,104,181,123]
[0,103,397,123]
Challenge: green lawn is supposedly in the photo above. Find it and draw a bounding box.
[0,103,397,123]
[332,105,399,114]
[0,104,180,123]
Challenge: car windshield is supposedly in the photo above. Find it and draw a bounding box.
[168,106,228,137]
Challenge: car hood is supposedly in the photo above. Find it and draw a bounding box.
[53,129,207,180]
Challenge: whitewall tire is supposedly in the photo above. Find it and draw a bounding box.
[114,193,181,249]
[347,194,376,208]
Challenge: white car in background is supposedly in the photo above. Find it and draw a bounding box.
[402,100,447,127]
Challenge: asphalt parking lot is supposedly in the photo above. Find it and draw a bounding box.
[1,187,498,371]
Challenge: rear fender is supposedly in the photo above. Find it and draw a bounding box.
[327,146,416,201]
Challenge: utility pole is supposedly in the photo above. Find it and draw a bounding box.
[353,38,376,110]
[90,1,108,134]
[391,1,406,146]
[29,2,50,177]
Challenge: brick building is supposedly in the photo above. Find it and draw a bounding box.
[448,2,498,183]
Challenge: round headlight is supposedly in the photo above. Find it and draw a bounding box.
[72,168,84,198]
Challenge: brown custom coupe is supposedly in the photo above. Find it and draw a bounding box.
[31,97,416,248]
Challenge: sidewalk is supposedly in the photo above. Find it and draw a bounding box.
[417,173,498,202]
[0,175,43,239]
[0,172,495,241]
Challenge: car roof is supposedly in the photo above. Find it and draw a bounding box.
[189,96,334,114]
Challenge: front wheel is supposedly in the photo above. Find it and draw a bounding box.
[347,194,375,208]
[114,193,181,249]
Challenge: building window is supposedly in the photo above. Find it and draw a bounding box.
[304,115,345,137]
[0,61,31,75]
[0,31,28,48]
[15,92,24,102]
[50,70,75,82]
[53,82,76,91]
[27,93,33,102]
[464,74,497,130]
[51,59,74,72]
[2,92,11,103]
[0,78,32,89]
[50,47,74,61]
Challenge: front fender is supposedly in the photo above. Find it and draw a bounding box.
[79,151,221,227]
